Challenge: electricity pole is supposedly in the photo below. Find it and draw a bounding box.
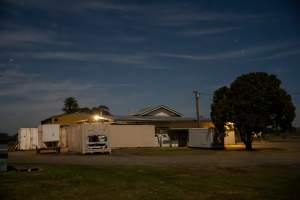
[193,90,200,128]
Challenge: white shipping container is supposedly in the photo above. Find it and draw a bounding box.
[67,123,110,154]
[66,123,156,154]
[42,124,60,142]
[18,128,39,150]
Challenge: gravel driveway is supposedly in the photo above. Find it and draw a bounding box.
[8,139,300,167]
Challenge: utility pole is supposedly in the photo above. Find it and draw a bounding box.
[193,90,200,128]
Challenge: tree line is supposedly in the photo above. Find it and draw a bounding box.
[62,97,111,115]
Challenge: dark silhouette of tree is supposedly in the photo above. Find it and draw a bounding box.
[62,97,79,113]
[211,86,232,145]
[78,107,91,113]
[91,105,111,115]
[211,72,295,150]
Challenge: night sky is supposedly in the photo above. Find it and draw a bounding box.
[1,0,300,134]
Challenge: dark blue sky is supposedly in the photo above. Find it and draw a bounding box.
[1,0,300,134]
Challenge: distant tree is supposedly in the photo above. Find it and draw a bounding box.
[211,72,295,150]
[91,105,111,115]
[62,97,79,113]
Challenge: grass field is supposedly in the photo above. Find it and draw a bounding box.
[1,139,300,200]
[1,163,300,200]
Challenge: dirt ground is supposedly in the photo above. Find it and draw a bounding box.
[8,139,300,167]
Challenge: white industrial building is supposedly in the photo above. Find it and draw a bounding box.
[17,105,236,153]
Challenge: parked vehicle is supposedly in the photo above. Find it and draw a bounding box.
[85,134,111,154]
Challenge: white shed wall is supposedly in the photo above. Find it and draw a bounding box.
[60,127,68,149]
[18,128,39,150]
[42,124,60,142]
[188,128,214,148]
[66,125,82,152]
[109,125,156,148]
[224,130,236,145]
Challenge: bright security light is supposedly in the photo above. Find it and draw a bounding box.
[93,115,106,121]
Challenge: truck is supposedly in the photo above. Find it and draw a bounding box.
[85,134,111,154]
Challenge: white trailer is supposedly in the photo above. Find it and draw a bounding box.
[67,123,111,154]
[37,124,61,153]
[18,128,39,150]
[188,128,224,148]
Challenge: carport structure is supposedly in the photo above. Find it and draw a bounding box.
[168,128,189,147]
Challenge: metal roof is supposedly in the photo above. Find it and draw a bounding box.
[113,115,210,122]
[133,105,183,117]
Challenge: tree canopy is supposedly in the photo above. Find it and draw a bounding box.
[90,105,111,115]
[62,97,111,115]
[211,72,295,150]
[62,97,80,113]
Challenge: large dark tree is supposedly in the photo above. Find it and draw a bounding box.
[62,97,80,113]
[211,72,295,150]
[211,86,232,145]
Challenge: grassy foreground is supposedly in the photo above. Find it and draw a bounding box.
[1,164,299,200]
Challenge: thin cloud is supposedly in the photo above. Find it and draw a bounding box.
[28,52,99,61]
[6,0,139,12]
[181,26,243,36]
[0,68,133,97]
[167,12,263,21]
[157,40,300,61]
[158,52,243,61]
[118,36,145,43]
[158,11,268,26]
[0,68,138,132]
[255,49,300,60]
[0,30,72,47]
[81,1,138,12]
[9,51,150,65]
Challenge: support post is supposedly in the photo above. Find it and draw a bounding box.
[193,90,200,128]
